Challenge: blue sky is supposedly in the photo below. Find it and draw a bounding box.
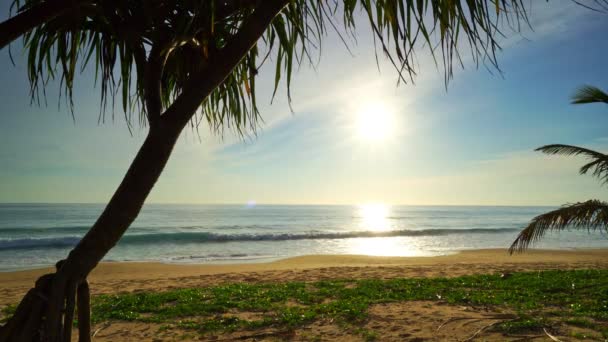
[1,1,607,205]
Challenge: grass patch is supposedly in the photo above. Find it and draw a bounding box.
[3,269,608,338]
[88,269,608,337]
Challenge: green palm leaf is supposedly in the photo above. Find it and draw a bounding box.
[509,200,608,253]
[6,0,532,134]
[536,144,608,184]
[572,85,608,104]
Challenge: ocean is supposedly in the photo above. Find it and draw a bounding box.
[1,203,607,272]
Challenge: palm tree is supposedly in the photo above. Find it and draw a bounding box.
[0,0,551,340]
[509,85,608,253]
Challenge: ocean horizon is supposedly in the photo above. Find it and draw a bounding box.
[1,203,607,272]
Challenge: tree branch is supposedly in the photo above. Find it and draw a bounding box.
[144,42,166,126]
[0,0,89,49]
[161,0,289,129]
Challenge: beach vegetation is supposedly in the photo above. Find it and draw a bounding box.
[510,86,608,253]
[36,269,608,339]
[3,269,606,339]
[0,0,540,340]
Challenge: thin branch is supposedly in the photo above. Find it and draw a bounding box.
[0,0,90,49]
[543,328,563,342]
[144,42,167,126]
[463,321,502,341]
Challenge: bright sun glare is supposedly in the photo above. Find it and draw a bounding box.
[356,102,394,142]
[359,203,390,231]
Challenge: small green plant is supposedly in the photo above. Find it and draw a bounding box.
[495,316,546,334]
[5,270,607,338]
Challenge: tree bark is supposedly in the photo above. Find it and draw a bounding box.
[76,282,91,342]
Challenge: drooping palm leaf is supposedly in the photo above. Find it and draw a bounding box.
[10,0,532,134]
[509,200,608,253]
[536,144,608,185]
[571,85,608,105]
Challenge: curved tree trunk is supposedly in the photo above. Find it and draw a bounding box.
[61,121,182,280]
[0,119,184,342]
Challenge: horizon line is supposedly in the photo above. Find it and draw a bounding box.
[0,202,559,207]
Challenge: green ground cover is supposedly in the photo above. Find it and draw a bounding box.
[2,269,607,340]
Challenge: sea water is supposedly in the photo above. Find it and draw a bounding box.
[1,203,607,271]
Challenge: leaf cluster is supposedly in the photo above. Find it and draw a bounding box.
[11,0,531,134]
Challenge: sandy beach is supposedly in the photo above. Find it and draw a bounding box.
[1,249,607,305]
[1,249,607,341]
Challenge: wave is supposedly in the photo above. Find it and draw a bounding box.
[0,224,284,236]
[0,237,81,250]
[0,228,520,251]
[0,226,91,235]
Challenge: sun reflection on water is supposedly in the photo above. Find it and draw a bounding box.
[359,203,391,231]
[351,204,422,256]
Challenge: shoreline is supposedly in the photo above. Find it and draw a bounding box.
[2,248,608,306]
[2,246,605,272]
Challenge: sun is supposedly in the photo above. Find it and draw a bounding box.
[356,102,394,142]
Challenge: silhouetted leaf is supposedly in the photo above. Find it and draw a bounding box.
[510,200,608,253]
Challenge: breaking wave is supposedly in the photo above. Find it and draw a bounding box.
[0,228,520,251]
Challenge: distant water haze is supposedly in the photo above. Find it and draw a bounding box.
[1,203,607,271]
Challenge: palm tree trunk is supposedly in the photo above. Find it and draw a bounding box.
[61,122,182,279]
[0,120,184,342]
[46,121,183,340]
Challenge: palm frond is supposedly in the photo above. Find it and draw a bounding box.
[536,144,608,184]
[509,200,608,253]
[12,0,532,134]
[571,85,608,105]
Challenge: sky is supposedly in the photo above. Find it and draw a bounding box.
[0,1,607,206]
